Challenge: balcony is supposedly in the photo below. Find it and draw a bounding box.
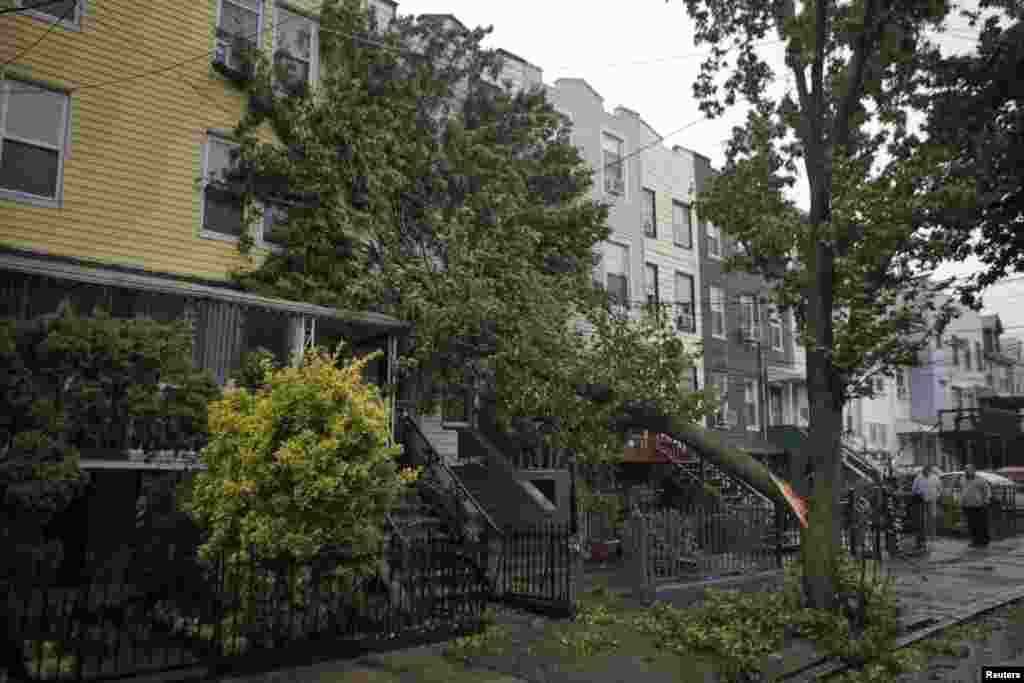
[938,407,1024,440]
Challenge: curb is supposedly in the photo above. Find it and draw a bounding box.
[780,582,1024,681]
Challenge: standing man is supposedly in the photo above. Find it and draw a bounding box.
[912,465,942,550]
[962,464,992,548]
[912,467,932,550]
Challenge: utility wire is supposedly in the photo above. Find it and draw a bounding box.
[2,0,76,68]
[595,117,709,175]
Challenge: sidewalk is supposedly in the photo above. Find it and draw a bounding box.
[886,536,1024,629]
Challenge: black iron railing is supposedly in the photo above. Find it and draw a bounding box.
[396,410,501,542]
[938,408,1024,438]
[495,522,575,617]
[4,537,492,682]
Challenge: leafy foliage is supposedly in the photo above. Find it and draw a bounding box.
[184,346,409,564]
[669,0,978,608]
[223,0,708,464]
[634,555,913,683]
[233,347,279,392]
[0,305,217,580]
[919,12,1024,297]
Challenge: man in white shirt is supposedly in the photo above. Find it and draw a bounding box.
[912,465,941,549]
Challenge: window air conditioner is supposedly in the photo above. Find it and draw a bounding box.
[214,37,235,70]
[213,30,255,79]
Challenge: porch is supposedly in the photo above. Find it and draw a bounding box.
[937,405,1024,470]
[0,249,409,461]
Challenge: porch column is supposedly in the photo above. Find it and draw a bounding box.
[789,382,796,425]
[287,314,306,367]
[386,334,398,444]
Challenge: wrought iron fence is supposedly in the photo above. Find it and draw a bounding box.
[493,522,576,617]
[629,503,801,587]
[3,535,492,682]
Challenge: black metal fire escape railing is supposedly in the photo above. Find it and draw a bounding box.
[396,409,502,540]
[653,434,774,509]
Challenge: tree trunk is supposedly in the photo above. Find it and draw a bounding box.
[800,194,844,611]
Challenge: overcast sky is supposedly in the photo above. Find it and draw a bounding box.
[395,0,1023,336]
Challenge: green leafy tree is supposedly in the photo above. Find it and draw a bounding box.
[221,0,708,463]
[920,9,1023,296]
[496,305,710,465]
[667,0,970,607]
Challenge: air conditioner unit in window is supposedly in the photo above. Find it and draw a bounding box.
[213,30,255,82]
[605,175,624,195]
[214,36,236,68]
[643,218,654,234]
[675,313,695,333]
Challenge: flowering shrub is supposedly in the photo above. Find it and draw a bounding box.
[184,346,412,565]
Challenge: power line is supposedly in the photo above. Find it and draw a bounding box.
[2,0,76,69]
[596,117,709,175]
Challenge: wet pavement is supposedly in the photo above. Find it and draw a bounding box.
[886,536,1024,630]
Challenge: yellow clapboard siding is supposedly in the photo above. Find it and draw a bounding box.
[0,231,266,283]
[0,0,303,283]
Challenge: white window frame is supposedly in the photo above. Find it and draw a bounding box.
[260,199,292,251]
[605,241,630,309]
[644,262,659,310]
[769,307,783,351]
[272,4,320,90]
[16,0,84,30]
[601,130,625,198]
[216,0,264,58]
[0,78,71,208]
[552,108,574,145]
[672,200,692,249]
[740,295,760,341]
[744,379,759,431]
[711,372,729,426]
[706,222,722,259]
[674,271,696,334]
[710,286,726,339]
[642,188,656,238]
[200,133,265,244]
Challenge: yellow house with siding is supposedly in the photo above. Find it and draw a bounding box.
[0,0,406,424]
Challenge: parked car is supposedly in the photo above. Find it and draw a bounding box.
[940,470,1023,509]
[996,467,1024,508]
